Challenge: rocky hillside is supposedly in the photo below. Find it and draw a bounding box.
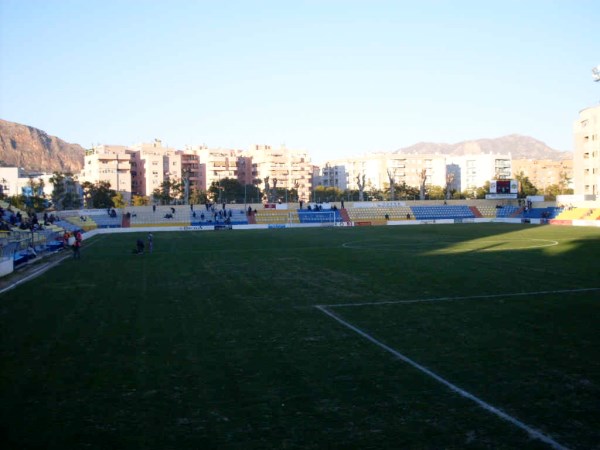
[0,119,84,173]
[396,134,572,161]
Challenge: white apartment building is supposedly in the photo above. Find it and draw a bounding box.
[244,145,313,202]
[0,167,74,201]
[573,105,600,197]
[81,145,133,201]
[315,164,348,190]
[445,153,512,193]
[0,167,20,198]
[321,151,511,197]
[326,153,447,192]
[191,146,241,190]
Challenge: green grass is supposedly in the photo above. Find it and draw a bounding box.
[1,224,599,449]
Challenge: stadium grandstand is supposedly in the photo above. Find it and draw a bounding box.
[1,198,599,280]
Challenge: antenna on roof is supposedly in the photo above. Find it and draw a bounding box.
[593,65,600,82]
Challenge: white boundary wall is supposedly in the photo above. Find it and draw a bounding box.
[0,257,13,277]
[77,217,600,242]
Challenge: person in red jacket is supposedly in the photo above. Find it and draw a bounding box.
[73,231,82,259]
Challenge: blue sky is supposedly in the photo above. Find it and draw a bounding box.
[0,0,598,163]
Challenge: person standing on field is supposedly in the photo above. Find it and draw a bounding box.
[73,230,82,259]
[147,232,153,253]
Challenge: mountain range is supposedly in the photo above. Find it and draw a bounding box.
[0,119,572,175]
[0,119,84,174]
[395,134,571,161]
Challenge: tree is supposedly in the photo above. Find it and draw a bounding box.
[474,184,489,199]
[181,169,191,204]
[132,195,150,206]
[112,192,126,208]
[0,177,8,199]
[558,171,572,195]
[344,189,360,202]
[514,172,538,198]
[394,182,419,200]
[287,187,299,203]
[543,184,573,200]
[81,181,94,208]
[49,172,67,210]
[313,186,343,202]
[7,194,27,211]
[208,178,245,203]
[367,184,384,201]
[26,176,47,211]
[234,183,261,204]
[153,180,176,205]
[427,185,445,200]
[356,174,366,201]
[386,169,396,201]
[262,177,270,203]
[49,172,81,210]
[81,180,116,208]
[189,187,208,205]
[452,190,465,200]
[170,178,184,203]
[419,169,427,200]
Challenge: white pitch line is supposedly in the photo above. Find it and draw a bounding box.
[341,238,559,251]
[0,254,71,295]
[0,236,103,296]
[315,305,570,450]
[318,287,600,308]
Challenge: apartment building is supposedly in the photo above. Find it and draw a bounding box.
[315,164,348,190]
[573,105,600,197]
[0,167,20,198]
[511,159,573,191]
[81,145,133,201]
[180,153,204,195]
[191,146,240,190]
[326,153,447,192]
[244,145,313,202]
[128,140,183,197]
[446,153,512,193]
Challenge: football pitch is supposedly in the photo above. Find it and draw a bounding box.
[1,223,599,449]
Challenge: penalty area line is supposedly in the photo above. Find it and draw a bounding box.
[318,287,600,308]
[315,305,569,450]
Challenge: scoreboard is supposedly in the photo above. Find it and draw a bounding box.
[487,179,518,199]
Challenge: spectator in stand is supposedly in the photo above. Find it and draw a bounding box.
[27,244,37,258]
